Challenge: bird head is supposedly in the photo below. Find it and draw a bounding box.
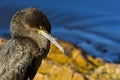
[10,8,64,55]
[10,8,51,56]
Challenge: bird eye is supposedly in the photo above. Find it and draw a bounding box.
[39,25,45,30]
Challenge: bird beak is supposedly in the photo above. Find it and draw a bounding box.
[38,30,64,53]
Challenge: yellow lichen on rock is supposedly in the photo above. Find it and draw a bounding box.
[34,40,104,80]
[35,60,84,80]
[86,63,120,80]
[34,73,48,80]
[71,48,94,74]
[72,73,85,80]
[47,44,72,64]
[0,38,7,46]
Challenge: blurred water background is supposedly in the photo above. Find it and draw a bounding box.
[0,0,120,63]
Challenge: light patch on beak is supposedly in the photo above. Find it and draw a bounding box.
[38,30,64,53]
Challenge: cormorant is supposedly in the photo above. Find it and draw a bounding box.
[0,8,63,80]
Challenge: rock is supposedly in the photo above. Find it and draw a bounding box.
[34,40,120,80]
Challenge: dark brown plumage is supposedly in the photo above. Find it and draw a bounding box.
[0,8,51,80]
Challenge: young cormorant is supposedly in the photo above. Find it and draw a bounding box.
[0,8,55,80]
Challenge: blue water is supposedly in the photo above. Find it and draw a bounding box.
[1,0,120,63]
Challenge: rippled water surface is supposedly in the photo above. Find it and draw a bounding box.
[1,0,120,63]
